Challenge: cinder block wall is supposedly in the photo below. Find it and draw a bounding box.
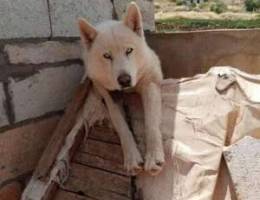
[0,0,154,187]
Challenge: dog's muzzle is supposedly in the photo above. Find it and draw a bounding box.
[117,73,131,88]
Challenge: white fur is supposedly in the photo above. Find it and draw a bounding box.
[79,2,165,175]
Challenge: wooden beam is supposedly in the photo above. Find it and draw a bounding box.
[34,79,91,179]
[22,124,86,200]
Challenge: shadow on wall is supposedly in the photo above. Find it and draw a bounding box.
[146,29,260,78]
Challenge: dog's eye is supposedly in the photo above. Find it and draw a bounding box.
[126,48,133,56]
[103,53,113,60]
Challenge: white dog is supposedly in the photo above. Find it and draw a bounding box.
[79,2,164,175]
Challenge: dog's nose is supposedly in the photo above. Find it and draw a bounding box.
[117,74,131,88]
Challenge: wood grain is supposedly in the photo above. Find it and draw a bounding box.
[34,79,91,179]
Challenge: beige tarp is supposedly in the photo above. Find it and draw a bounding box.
[130,67,260,200]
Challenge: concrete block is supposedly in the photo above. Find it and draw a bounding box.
[0,0,50,39]
[224,136,260,200]
[9,65,84,122]
[113,0,155,31]
[0,83,9,127]
[49,0,113,37]
[4,41,81,65]
[0,116,60,185]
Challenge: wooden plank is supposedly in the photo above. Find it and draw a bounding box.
[64,163,131,199]
[0,116,60,185]
[73,152,127,176]
[22,124,86,200]
[88,126,120,144]
[79,139,123,163]
[34,79,91,179]
[54,190,95,200]
[42,182,58,200]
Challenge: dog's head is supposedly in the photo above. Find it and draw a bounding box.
[79,2,148,91]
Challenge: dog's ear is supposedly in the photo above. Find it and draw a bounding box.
[123,2,144,37]
[78,18,97,48]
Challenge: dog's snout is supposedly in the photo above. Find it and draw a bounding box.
[117,74,131,88]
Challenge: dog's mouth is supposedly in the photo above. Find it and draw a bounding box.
[111,86,135,94]
[120,86,135,92]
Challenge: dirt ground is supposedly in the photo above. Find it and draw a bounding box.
[154,0,259,20]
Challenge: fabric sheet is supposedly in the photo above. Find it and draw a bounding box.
[133,67,260,200]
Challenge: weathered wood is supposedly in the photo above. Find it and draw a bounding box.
[54,190,95,200]
[42,182,59,200]
[0,116,60,185]
[88,126,120,144]
[22,85,110,200]
[22,121,86,200]
[74,152,127,176]
[34,79,91,179]
[39,127,86,200]
[79,139,123,163]
[68,127,86,161]
[64,163,131,199]
[74,133,126,176]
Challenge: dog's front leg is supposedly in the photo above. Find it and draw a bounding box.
[141,82,165,175]
[94,83,143,175]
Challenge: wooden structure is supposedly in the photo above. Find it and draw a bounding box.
[22,79,134,200]
[20,67,260,200]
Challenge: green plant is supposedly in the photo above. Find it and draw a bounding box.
[210,1,227,14]
[176,0,185,6]
[245,0,260,12]
[155,18,260,32]
[199,2,210,10]
[190,2,197,8]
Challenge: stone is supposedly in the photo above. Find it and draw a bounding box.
[0,0,50,39]
[0,83,9,127]
[224,136,260,200]
[0,116,60,185]
[9,65,84,122]
[113,0,155,31]
[49,0,113,37]
[4,41,81,65]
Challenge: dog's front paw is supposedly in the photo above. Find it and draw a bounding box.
[144,149,165,176]
[124,147,144,176]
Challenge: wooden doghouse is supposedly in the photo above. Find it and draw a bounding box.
[20,67,260,200]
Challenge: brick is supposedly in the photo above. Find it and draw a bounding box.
[0,83,9,127]
[224,136,260,200]
[4,41,81,65]
[113,0,155,31]
[49,0,113,37]
[0,116,60,185]
[0,0,50,39]
[9,65,84,122]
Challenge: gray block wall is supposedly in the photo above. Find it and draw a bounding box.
[0,0,155,130]
[0,0,154,39]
